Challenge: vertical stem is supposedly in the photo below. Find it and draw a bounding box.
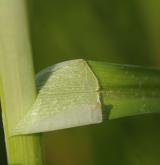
[0,107,7,165]
[0,0,43,164]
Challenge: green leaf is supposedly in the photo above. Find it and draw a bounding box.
[89,61,160,119]
[11,59,160,136]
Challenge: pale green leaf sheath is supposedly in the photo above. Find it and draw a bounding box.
[12,59,160,135]
[12,59,102,135]
[0,0,43,164]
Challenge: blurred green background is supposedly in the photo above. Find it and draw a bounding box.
[28,0,160,164]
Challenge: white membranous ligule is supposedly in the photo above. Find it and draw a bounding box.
[12,59,102,135]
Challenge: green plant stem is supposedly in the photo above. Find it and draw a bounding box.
[88,61,160,119]
[0,107,7,165]
[0,0,43,164]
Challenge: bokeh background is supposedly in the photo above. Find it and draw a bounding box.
[29,0,160,165]
[1,0,160,164]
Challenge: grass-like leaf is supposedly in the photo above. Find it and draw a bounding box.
[11,59,160,135]
[89,61,160,119]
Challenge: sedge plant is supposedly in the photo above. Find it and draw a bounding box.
[0,0,160,165]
